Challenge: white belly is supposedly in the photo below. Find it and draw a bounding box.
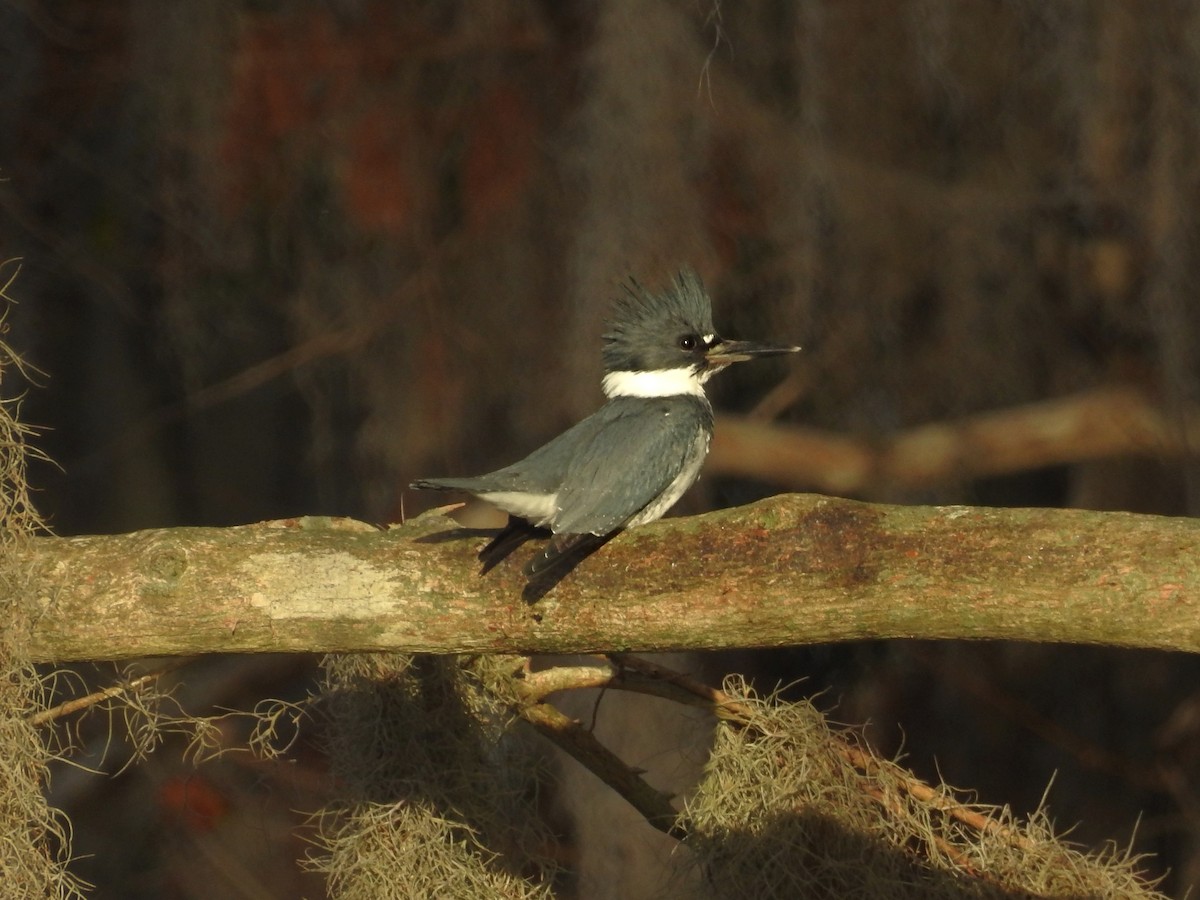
[480,490,558,526]
[625,430,711,528]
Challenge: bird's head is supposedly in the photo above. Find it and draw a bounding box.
[601,268,799,399]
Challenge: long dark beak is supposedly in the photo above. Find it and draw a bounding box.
[705,338,801,366]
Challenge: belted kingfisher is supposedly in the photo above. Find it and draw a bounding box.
[411,268,800,578]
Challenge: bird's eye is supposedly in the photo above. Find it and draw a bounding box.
[678,335,698,352]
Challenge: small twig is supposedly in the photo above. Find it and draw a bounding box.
[74,251,450,473]
[28,661,187,727]
[521,662,616,701]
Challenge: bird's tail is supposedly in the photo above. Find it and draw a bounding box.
[479,516,546,574]
[410,478,474,492]
[524,531,612,578]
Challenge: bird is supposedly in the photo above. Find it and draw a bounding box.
[410,268,800,579]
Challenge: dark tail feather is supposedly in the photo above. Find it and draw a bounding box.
[410,478,462,491]
[480,516,547,574]
[523,531,610,578]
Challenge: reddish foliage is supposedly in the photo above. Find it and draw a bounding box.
[462,85,537,231]
[219,7,412,216]
[158,774,230,833]
[341,102,418,234]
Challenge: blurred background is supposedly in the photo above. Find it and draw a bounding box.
[3,1,1200,896]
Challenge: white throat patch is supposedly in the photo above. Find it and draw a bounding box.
[602,367,707,399]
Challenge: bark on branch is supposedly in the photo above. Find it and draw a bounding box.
[11,493,1200,662]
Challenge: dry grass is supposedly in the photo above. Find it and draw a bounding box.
[684,676,1165,899]
[0,260,87,898]
[308,653,560,899]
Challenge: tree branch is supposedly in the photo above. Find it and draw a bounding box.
[537,653,1043,853]
[11,494,1200,662]
[513,691,685,840]
[711,386,1200,493]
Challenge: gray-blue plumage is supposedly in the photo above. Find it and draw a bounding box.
[419,395,712,536]
[411,268,798,577]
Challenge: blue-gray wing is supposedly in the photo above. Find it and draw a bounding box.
[552,397,712,536]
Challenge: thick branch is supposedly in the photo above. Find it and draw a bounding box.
[10,494,1200,662]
